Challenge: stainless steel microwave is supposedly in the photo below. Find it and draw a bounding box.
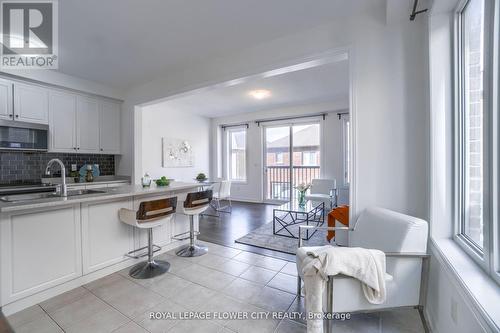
[0,120,48,151]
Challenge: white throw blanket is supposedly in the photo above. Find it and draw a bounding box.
[298,246,391,333]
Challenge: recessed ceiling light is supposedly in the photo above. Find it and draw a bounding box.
[248,89,271,100]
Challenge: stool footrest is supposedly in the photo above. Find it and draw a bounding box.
[172,230,200,241]
[125,244,161,259]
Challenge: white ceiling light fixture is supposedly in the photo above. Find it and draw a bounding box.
[248,89,271,100]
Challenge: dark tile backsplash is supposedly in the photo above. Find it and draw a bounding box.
[0,152,115,185]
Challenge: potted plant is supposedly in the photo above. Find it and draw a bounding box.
[195,173,207,182]
[155,176,170,187]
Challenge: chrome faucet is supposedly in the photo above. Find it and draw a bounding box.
[45,159,67,197]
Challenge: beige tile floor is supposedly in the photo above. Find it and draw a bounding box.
[7,241,425,333]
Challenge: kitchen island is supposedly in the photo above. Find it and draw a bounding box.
[0,182,200,315]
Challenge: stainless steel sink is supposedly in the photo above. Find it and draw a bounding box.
[67,189,107,196]
[0,189,107,203]
[0,192,60,202]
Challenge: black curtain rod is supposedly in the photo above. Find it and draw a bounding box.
[410,0,428,21]
[337,112,349,120]
[221,123,249,130]
[255,113,327,127]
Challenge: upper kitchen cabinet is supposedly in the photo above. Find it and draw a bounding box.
[0,78,13,120]
[49,90,77,152]
[76,96,100,153]
[99,100,121,154]
[13,82,49,124]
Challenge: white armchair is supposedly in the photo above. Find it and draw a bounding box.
[296,207,429,332]
[305,179,337,209]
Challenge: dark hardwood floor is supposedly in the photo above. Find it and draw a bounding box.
[198,201,296,261]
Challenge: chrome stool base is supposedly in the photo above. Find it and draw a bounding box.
[129,259,170,279]
[175,244,208,257]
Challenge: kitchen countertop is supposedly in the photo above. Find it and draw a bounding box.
[0,182,200,213]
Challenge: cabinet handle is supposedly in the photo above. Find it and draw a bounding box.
[15,114,18,118]
[77,147,80,150]
[8,114,12,118]
[100,148,103,151]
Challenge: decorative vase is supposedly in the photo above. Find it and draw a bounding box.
[298,191,306,207]
[142,173,152,187]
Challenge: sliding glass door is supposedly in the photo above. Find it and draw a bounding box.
[264,123,321,202]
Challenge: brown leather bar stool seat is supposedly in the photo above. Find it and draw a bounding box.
[119,197,177,279]
[173,190,212,257]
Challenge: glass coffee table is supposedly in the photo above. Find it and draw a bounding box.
[273,200,325,240]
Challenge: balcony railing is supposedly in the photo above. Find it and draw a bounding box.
[266,165,320,201]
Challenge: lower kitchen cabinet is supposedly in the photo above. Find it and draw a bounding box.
[0,205,82,304]
[81,198,134,274]
[0,188,194,311]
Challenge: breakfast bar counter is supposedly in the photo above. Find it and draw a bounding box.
[0,181,199,212]
[0,182,200,315]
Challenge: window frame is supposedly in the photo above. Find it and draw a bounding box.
[341,115,351,187]
[453,0,500,284]
[226,126,248,183]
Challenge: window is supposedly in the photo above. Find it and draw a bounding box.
[458,0,486,250]
[276,152,284,164]
[227,127,247,181]
[302,151,318,166]
[455,0,499,283]
[342,116,351,186]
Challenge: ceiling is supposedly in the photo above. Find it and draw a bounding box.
[156,59,349,118]
[57,0,381,89]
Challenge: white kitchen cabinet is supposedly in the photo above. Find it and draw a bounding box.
[99,100,121,154]
[13,82,49,124]
[0,205,82,304]
[48,90,77,152]
[81,198,134,274]
[76,96,100,153]
[0,78,13,120]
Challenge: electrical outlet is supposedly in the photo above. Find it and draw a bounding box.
[71,164,77,171]
[451,297,458,324]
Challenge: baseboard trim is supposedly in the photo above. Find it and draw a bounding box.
[1,240,188,316]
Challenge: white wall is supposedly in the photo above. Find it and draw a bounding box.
[139,102,211,182]
[210,101,348,202]
[425,247,489,333]
[119,5,430,221]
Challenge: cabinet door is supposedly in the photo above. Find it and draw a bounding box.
[76,96,100,153]
[0,205,82,304]
[13,82,49,124]
[0,78,13,120]
[81,198,134,274]
[99,100,121,154]
[48,91,77,152]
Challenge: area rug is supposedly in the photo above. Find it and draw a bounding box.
[235,221,330,255]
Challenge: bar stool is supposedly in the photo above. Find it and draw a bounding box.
[119,197,177,279]
[173,190,212,257]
